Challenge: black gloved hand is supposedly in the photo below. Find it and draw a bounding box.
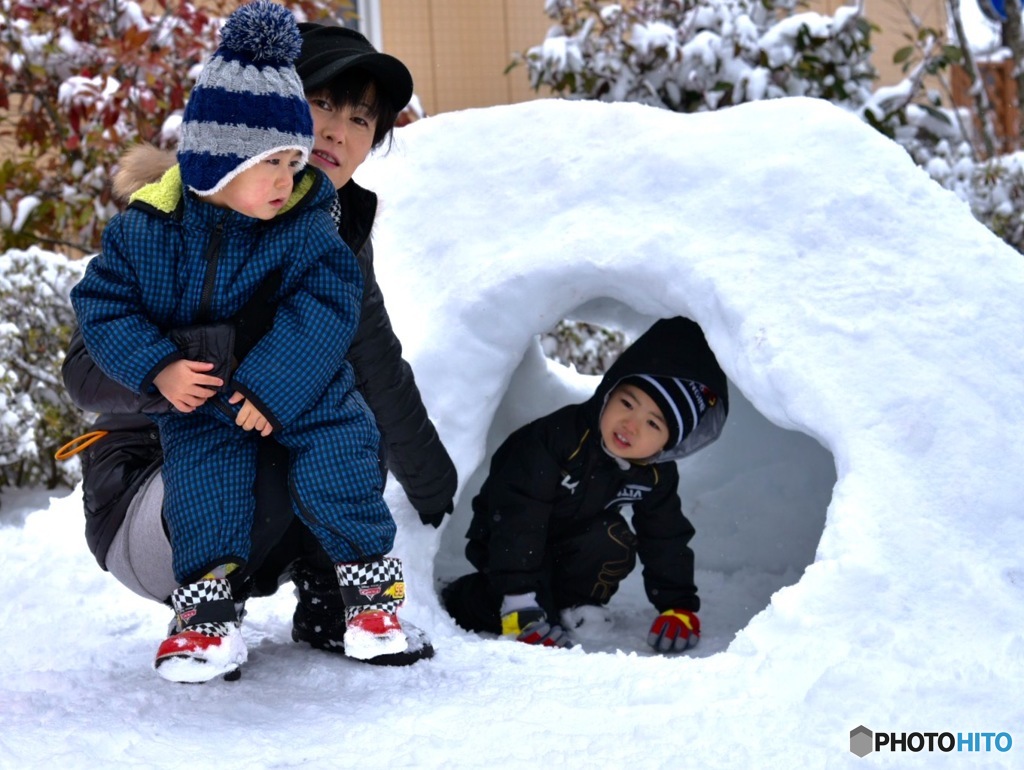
[419,501,453,529]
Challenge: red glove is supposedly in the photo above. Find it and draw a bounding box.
[647,609,700,653]
[501,607,572,648]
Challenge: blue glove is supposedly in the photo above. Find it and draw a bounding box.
[501,606,572,648]
[647,609,700,653]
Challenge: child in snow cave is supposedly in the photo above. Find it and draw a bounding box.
[442,316,729,651]
[70,1,413,682]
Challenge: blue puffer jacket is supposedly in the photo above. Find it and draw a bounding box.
[71,164,361,432]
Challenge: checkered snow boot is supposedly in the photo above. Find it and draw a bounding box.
[154,577,247,683]
[293,558,434,666]
[335,557,413,661]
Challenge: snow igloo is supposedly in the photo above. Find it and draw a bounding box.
[353,95,1024,661]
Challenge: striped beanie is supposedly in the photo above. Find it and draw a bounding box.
[621,375,711,450]
[178,0,314,196]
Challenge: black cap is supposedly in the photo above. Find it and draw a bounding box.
[296,23,413,112]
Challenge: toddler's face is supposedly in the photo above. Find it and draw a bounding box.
[205,149,304,220]
[599,384,669,461]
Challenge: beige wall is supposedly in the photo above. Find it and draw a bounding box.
[821,0,950,89]
[378,0,552,115]
[377,0,954,117]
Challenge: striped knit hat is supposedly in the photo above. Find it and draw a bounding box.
[178,0,314,196]
[620,375,711,450]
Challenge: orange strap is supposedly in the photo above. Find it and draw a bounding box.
[54,430,109,460]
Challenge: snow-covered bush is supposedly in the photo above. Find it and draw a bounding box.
[518,0,876,113]
[0,0,219,256]
[0,247,88,489]
[915,141,1024,253]
[0,0,345,257]
[540,320,628,374]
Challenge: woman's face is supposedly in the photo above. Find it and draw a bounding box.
[306,88,379,190]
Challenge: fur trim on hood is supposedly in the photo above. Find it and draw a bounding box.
[112,144,176,203]
[126,159,319,219]
[115,142,319,219]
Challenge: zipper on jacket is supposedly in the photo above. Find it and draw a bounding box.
[212,398,235,421]
[198,219,225,322]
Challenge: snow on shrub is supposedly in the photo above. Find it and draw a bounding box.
[518,0,875,114]
[540,320,627,375]
[0,247,88,489]
[0,0,344,257]
[903,136,1024,254]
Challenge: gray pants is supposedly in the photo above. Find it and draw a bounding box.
[106,472,178,602]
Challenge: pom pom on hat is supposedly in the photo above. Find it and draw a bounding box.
[620,375,712,450]
[178,0,314,196]
[220,1,303,63]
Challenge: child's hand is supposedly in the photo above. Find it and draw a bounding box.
[500,607,572,648]
[229,391,273,436]
[647,609,700,653]
[153,359,224,413]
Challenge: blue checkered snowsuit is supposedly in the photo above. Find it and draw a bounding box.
[71,166,395,582]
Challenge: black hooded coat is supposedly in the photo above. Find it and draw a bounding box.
[464,317,728,613]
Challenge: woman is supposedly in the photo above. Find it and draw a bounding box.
[61,23,456,667]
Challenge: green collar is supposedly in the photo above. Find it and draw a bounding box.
[129,164,316,217]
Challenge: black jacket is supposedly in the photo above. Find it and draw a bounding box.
[63,178,457,570]
[465,317,728,612]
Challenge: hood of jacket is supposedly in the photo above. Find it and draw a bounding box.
[587,316,730,463]
[126,160,325,220]
[111,144,177,202]
[111,143,376,251]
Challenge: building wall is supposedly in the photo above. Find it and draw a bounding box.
[377,0,551,115]
[376,0,952,116]
[838,0,949,88]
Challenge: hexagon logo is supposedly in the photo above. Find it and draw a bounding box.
[850,725,873,757]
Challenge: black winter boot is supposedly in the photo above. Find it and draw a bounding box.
[291,558,348,653]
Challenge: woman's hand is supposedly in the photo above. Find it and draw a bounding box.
[153,360,223,413]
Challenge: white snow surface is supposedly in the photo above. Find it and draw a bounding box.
[2,97,1024,767]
